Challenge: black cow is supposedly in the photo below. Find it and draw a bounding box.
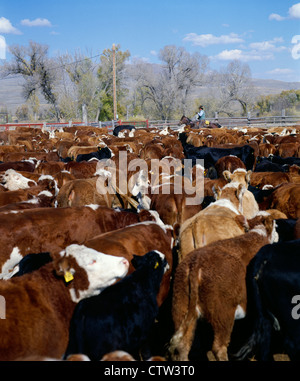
[12,252,53,277]
[113,125,136,137]
[248,185,275,205]
[275,219,298,242]
[63,250,169,361]
[235,239,300,361]
[183,143,255,170]
[76,146,112,162]
[269,155,300,167]
[254,157,288,173]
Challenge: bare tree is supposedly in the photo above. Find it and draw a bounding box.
[129,45,209,120]
[58,50,101,122]
[215,60,255,116]
[159,46,209,115]
[3,41,61,121]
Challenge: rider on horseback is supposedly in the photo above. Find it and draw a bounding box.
[196,105,206,127]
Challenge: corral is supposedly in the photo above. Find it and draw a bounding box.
[0,120,299,362]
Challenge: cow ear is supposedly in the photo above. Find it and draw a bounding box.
[223,170,232,182]
[264,215,276,237]
[234,215,249,232]
[53,256,75,282]
[212,185,221,200]
[28,181,36,188]
[68,189,75,202]
[236,184,246,213]
[246,170,252,184]
[236,184,246,199]
[138,209,155,222]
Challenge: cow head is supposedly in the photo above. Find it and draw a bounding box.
[247,212,279,244]
[1,169,36,191]
[130,170,149,197]
[54,244,129,303]
[213,183,246,215]
[131,250,169,275]
[223,168,252,188]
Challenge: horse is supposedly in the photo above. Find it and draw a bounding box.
[179,115,221,129]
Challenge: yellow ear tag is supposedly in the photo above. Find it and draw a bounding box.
[64,271,74,283]
[154,262,159,269]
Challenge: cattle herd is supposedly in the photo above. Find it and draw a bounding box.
[0,121,299,362]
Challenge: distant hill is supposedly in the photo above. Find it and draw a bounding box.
[0,73,299,115]
[0,74,48,116]
[250,78,300,95]
[0,76,25,112]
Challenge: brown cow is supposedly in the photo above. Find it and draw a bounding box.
[214,155,246,178]
[0,151,60,162]
[150,185,203,227]
[64,161,98,179]
[276,142,300,158]
[35,161,66,176]
[0,177,57,207]
[258,143,277,157]
[0,145,26,154]
[0,206,154,279]
[0,191,55,212]
[168,214,278,361]
[0,246,129,360]
[67,146,100,160]
[0,160,36,173]
[55,176,119,208]
[139,142,165,160]
[287,164,300,184]
[179,180,258,259]
[263,183,300,219]
[53,171,76,188]
[250,171,291,189]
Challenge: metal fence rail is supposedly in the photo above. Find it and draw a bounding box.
[210,115,300,128]
[148,116,300,129]
[0,115,299,133]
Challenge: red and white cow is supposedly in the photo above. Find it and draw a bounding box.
[0,244,129,360]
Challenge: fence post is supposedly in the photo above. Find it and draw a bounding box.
[247,112,251,126]
[215,112,218,123]
[281,109,286,125]
[69,120,72,127]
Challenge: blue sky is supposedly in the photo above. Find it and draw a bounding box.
[0,0,300,82]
